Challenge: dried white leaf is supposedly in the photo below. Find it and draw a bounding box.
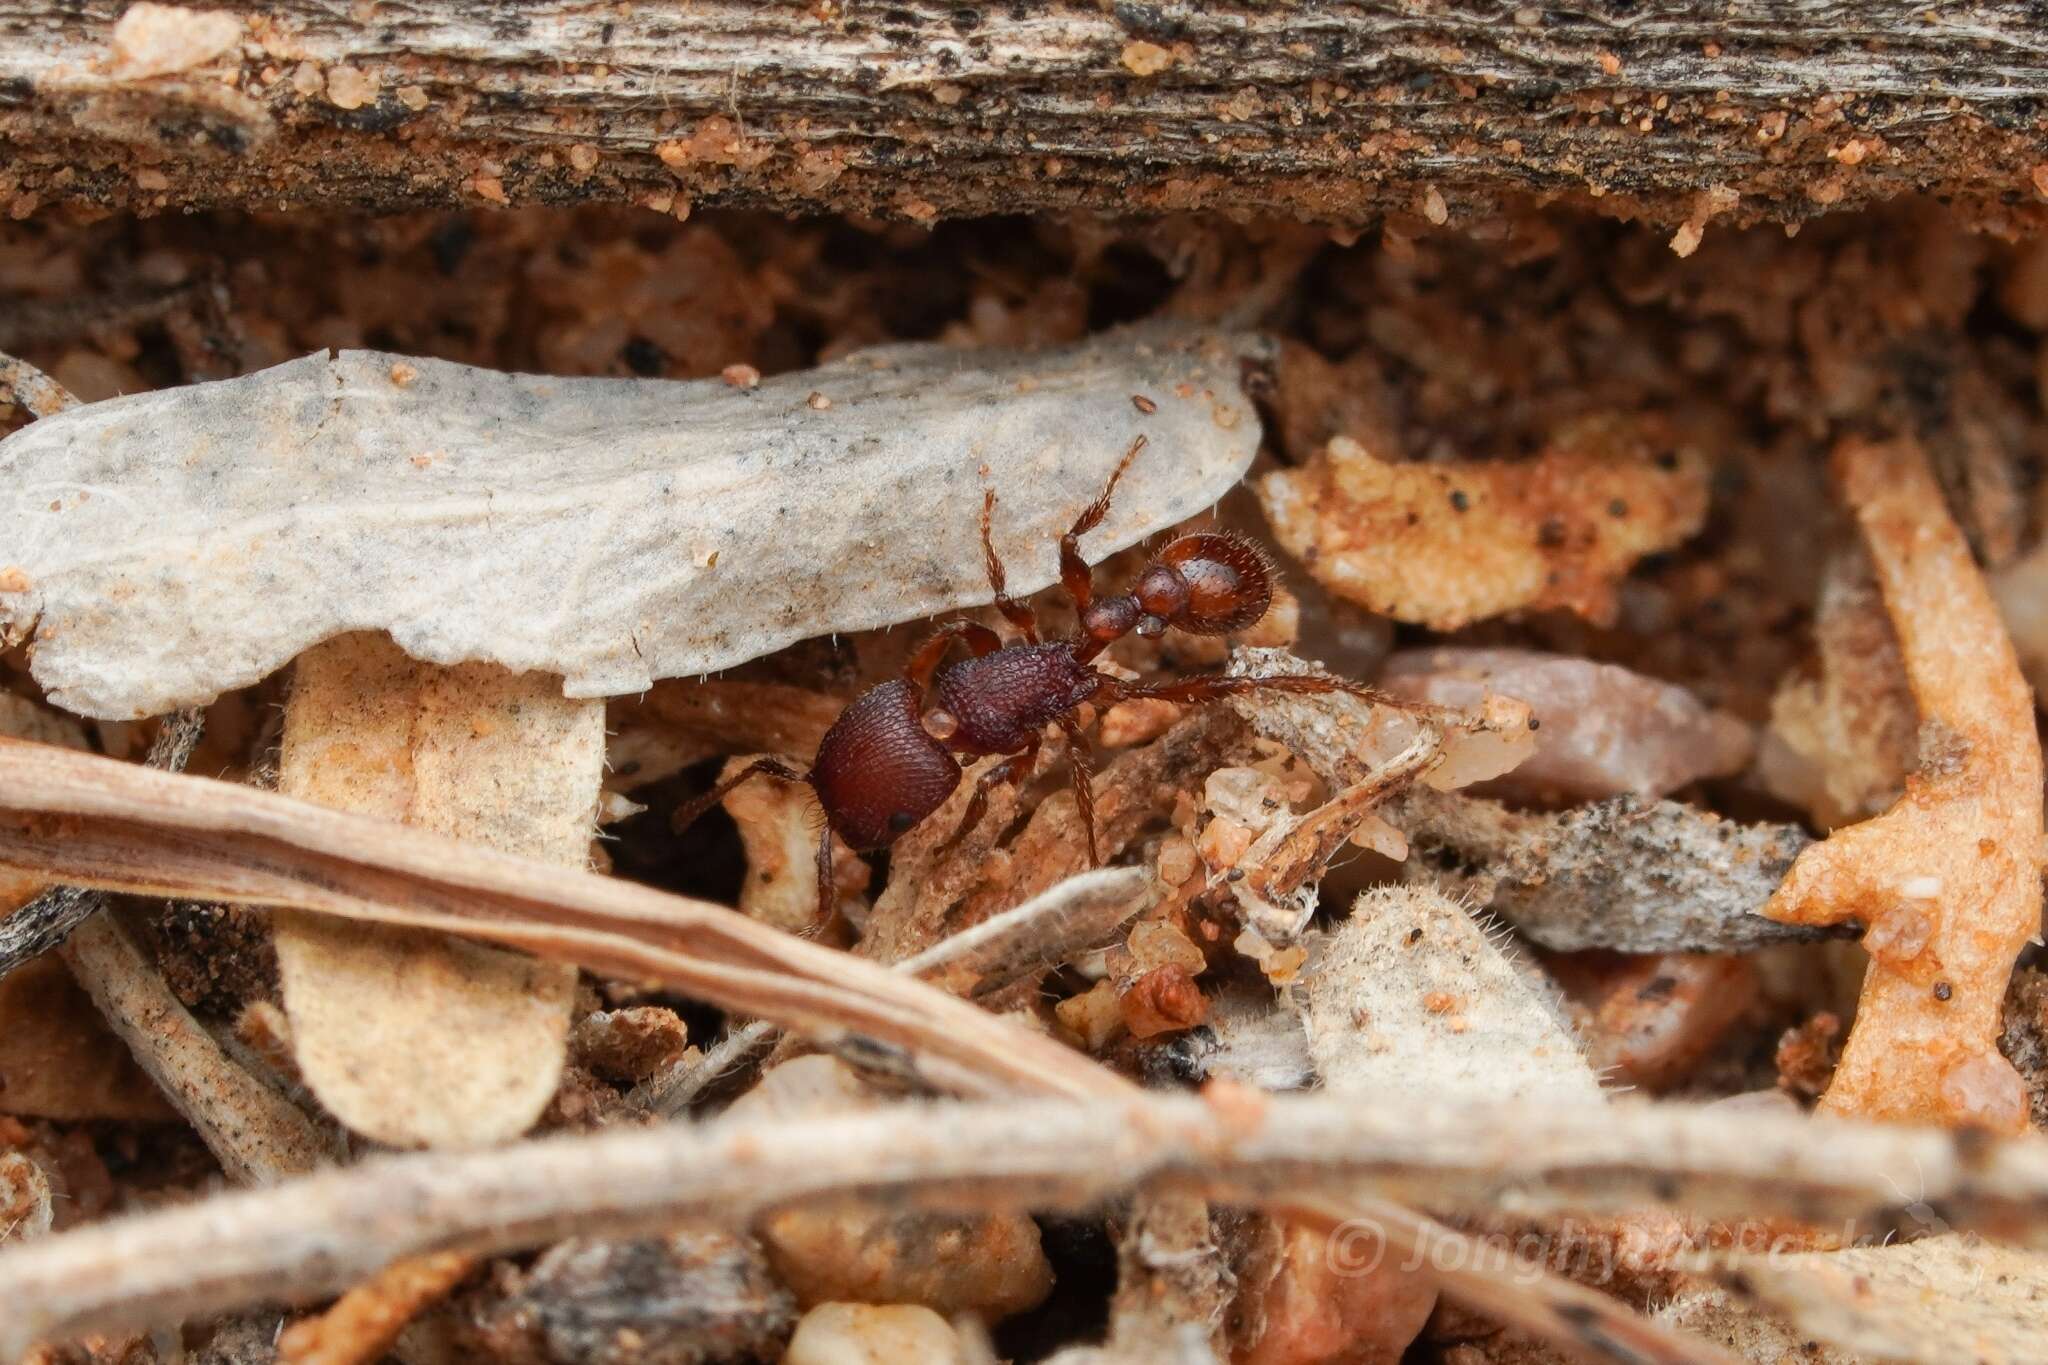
[1304,885,1600,1103]
[0,326,1265,719]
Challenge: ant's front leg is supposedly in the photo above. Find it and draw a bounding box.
[1059,434,1147,612]
[980,490,1040,643]
[934,737,1040,859]
[671,756,807,835]
[814,821,837,929]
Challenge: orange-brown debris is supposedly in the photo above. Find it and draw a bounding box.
[1258,417,1709,630]
[1763,437,2044,1133]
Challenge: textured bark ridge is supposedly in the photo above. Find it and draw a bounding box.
[3,2,2047,228]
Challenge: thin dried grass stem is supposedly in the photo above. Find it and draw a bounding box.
[0,711,204,979]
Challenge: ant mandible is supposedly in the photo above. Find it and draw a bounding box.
[675,435,1395,923]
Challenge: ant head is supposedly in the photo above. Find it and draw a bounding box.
[1134,532,1274,636]
[1080,594,1141,644]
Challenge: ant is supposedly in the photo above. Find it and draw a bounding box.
[675,436,1401,923]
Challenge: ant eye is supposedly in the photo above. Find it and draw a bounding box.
[889,811,916,833]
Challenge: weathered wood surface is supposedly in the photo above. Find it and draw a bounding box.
[2,2,2046,228]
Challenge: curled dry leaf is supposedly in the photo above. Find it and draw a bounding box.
[0,326,1264,719]
[1257,417,1709,630]
[1381,647,1753,802]
[1396,788,1822,954]
[1763,437,2045,1132]
[274,634,598,1150]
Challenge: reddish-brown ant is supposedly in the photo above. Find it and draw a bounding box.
[675,436,1399,921]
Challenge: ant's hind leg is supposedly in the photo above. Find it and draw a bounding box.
[671,756,806,836]
[1056,715,1099,867]
[1060,434,1148,611]
[980,489,1040,643]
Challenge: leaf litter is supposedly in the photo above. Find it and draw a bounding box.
[3,205,2048,1365]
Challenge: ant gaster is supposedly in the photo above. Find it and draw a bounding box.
[675,436,1393,921]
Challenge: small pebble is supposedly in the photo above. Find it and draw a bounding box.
[785,1303,966,1365]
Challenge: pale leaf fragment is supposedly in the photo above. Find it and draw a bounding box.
[1305,885,1600,1104]
[0,326,1265,719]
[275,634,598,1149]
[1708,1237,2048,1365]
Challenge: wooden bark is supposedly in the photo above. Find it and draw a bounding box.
[2,1,2047,227]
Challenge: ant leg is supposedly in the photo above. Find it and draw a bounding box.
[1103,673,1447,717]
[671,756,806,835]
[981,489,1041,643]
[1060,434,1147,611]
[934,739,1040,858]
[813,821,837,928]
[906,619,1004,693]
[1056,715,1099,867]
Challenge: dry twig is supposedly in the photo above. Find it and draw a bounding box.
[6,1091,2048,1360]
